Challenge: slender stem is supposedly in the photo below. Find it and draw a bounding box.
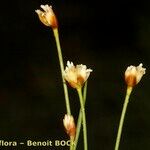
[83,82,88,102]
[74,82,88,150]
[77,87,88,150]
[53,28,71,115]
[70,143,72,150]
[70,136,75,150]
[114,86,133,150]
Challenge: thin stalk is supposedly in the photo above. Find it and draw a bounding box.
[83,82,88,101]
[74,82,88,150]
[114,86,133,150]
[53,28,71,115]
[70,136,74,150]
[77,87,88,150]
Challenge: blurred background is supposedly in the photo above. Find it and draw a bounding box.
[0,0,150,149]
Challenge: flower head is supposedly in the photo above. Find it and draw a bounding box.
[64,61,93,89]
[63,114,76,139]
[125,63,146,87]
[35,4,58,28]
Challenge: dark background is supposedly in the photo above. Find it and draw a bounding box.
[0,0,150,149]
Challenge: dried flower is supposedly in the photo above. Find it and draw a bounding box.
[64,61,92,89]
[35,4,58,28]
[125,63,146,87]
[63,114,76,139]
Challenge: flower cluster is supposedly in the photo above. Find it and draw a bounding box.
[125,63,146,87]
[64,61,92,89]
[63,114,76,139]
[35,4,58,28]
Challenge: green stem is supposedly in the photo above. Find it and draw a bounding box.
[114,86,133,150]
[53,28,71,115]
[77,87,88,150]
[83,82,88,102]
[70,136,74,150]
[74,82,88,150]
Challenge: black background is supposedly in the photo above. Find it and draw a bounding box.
[0,0,150,149]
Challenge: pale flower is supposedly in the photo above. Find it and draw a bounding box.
[125,63,146,87]
[35,4,58,28]
[64,61,93,89]
[63,114,76,139]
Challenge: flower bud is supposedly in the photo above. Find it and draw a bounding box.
[64,61,92,89]
[125,63,146,87]
[35,4,58,28]
[63,114,76,139]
